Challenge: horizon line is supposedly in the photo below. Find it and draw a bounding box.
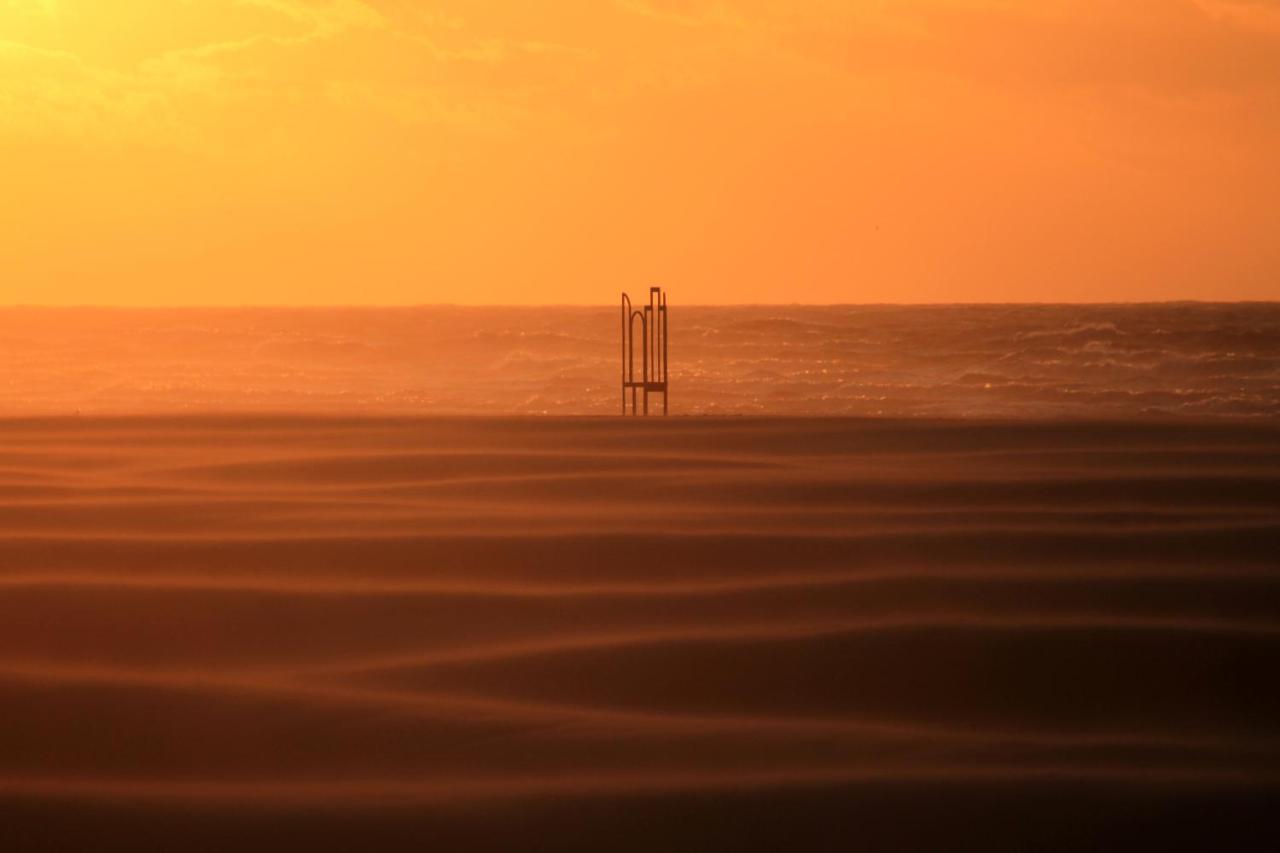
[3,300,1278,310]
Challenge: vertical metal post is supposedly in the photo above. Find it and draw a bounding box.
[649,288,658,393]
[642,307,650,416]
[662,291,669,415]
[621,294,630,415]
[630,309,646,417]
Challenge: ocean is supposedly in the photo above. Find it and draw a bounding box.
[2,303,1278,417]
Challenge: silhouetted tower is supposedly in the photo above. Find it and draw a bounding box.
[621,287,669,415]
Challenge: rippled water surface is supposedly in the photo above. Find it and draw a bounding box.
[2,304,1278,417]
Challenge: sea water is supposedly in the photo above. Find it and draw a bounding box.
[2,303,1277,417]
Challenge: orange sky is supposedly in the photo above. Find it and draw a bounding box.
[2,0,1278,305]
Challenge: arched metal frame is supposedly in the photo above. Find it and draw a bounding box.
[621,287,668,415]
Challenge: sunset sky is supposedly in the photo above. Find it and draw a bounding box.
[2,0,1278,305]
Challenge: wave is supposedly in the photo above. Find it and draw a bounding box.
[3,304,1280,416]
